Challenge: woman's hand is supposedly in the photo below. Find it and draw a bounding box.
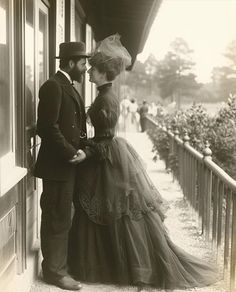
[86,115,92,125]
[69,149,86,164]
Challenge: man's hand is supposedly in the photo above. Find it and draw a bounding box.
[69,149,86,164]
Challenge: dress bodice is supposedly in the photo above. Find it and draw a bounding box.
[87,83,120,138]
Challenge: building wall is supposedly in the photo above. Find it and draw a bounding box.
[0,0,95,290]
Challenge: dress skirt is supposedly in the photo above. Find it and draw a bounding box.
[68,137,217,289]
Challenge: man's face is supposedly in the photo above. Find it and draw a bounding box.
[69,58,87,83]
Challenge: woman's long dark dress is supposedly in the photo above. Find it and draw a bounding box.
[68,83,217,289]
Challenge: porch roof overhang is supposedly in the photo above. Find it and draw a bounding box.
[79,0,162,68]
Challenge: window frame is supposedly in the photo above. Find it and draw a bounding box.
[0,0,27,197]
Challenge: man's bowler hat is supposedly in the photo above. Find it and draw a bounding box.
[55,42,90,59]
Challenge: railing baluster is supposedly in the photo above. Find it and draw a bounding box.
[224,190,232,272]
[183,132,190,200]
[205,169,212,241]
[187,152,190,201]
[190,155,193,209]
[183,149,186,196]
[146,117,236,291]
[203,165,207,236]
[217,182,224,249]
[194,158,197,211]
[182,147,185,191]
[196,160,200,216]
[191,157,195,209]
[212,176,219,250]
[230,194,236,291]
[199,163,204,234]
[185,149,188,198]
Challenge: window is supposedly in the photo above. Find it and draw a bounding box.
[85,24,96,138]
[0,0,12,157]
[55,0,65,71]
[0,0,27,196]
[85,24,96,108]
[25,0,35,173]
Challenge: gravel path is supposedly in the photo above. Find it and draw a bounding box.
[30,132,227,292]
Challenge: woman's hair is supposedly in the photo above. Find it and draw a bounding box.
[89,52,123,81]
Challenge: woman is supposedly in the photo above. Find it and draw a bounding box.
[68,35,217,290]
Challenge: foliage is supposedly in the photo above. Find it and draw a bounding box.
[208,96,236,177]
[124,38,201,105]
[168,153,179,178]
[147,125,179,175]
[211,40,236,100]
[169,104,212,151]
[155,38,200,104]
[147,96,236,179]
[124,58,160,103]
[147,127,170,165]
[125,60,147,93]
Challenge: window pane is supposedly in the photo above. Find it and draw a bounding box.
[0,0,12,157]
[25,0,35,171]
[25,0,35,128]
[74,8,85,95]
[39,10,47,87]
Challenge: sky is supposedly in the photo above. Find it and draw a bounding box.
[138,0,236,83]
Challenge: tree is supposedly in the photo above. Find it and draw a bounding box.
[155,38,200,107]
[125,60,148,100]
[211,40,236,100]
[144,54,159,96]
[125,56,161,103]
[225,40,236,68]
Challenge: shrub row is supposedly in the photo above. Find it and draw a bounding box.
[147,96,236,179]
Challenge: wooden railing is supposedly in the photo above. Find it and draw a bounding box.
[146,116,236,292]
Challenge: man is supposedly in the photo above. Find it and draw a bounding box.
[34,42,90,290]
[138,100,149,132]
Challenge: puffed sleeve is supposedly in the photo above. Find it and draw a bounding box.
[96,98,119,129]
[83,139,111,161]
[83,96,120,161]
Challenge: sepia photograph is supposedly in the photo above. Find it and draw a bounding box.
[0,0,236,291]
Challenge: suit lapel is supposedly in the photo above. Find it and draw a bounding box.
[72,87,86,122]
[64,85,81,106]
[71,86,85,108]
[54,72,86,129]
[54,71,81,107]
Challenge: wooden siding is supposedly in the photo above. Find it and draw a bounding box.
[0,207,16,276]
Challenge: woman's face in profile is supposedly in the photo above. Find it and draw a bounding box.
[88,66,106,85]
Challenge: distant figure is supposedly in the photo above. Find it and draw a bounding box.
[166,100,177,114]
[129,98,139,131]
[138,100,149,132]
[120,95,131,118]
[119,96,131,130]
[149,102,157,116]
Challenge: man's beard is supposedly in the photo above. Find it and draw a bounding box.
[70,67,84,83]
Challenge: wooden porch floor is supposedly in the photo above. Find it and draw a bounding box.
[29,131,227,292]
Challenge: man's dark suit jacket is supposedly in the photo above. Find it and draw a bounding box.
[34,71,87,181]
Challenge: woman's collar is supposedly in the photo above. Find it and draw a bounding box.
[97,82,112,91]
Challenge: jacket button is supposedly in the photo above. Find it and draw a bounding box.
[75,111,77,114]
[72,125,75,128]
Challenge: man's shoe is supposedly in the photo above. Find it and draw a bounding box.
[44,275,82,290]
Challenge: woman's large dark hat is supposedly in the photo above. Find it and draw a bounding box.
[55,42,90,59]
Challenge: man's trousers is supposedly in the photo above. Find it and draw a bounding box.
[40,174,76,279]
